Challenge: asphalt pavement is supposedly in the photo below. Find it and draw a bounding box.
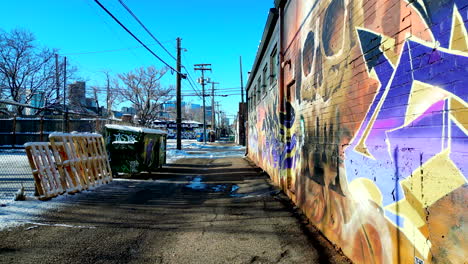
[0,155,350,264]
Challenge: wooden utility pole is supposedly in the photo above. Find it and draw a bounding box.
[216,102,221,137]
[176,38,182,150]
[194,64,211,143]
[239,56,246,146]
[63,57,67,132]
[240,56,244,103]
[106,73,110,117]
[208,81,219,135]
[55,54,60,101]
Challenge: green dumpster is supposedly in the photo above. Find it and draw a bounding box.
[105,124,167,175]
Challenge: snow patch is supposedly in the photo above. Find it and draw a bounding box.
[0,186,104,230]
[185,176,207,190]
[165,139,245,163]
[105,124,167,135]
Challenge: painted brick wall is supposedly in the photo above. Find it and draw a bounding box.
[247,0,467,263]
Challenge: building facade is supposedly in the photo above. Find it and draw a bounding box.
[68,81,86,107]
[246,0,467,263]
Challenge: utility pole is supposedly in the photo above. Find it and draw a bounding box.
[207,80,219,136]
[176,38,182,150]
[55,54,60,101]
[106,73,110,117]
[239,56,246,146]
[216,102,221,137]
[194,64,211,143]
[63,56,67,132]
[240,56,244,103]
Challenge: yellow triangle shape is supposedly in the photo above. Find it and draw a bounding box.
[400,149,466,208]
[380,36,398,66]
[450,6,468,52]
[450,98,468,133]
[405,81,449,126]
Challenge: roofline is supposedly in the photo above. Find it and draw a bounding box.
[274,0,287,9]
[245,8,278,92]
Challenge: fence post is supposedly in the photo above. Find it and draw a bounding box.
[66,112,70,133]
[12,114,17,148]
[94,118,98,133]
[39,114,44,141]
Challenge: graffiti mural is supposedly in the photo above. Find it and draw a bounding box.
[166,129,199,139]
[247,0,467,263]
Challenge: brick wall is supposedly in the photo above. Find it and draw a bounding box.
[247,0,467,263]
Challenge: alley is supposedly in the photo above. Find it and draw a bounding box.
[0,155,349,264]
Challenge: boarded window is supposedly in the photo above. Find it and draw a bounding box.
[270,46,277,85]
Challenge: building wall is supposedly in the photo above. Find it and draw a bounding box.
[247,0,467,263]
[68,81,86,107]
[247,19,281,180]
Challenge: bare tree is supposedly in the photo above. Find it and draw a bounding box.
[116,66,173,125]
[182,104,204,122]
[0,75,7,99]
[88,85,101,115]
[102,70,120,117]
[0,29,58,115]
[48,59,77,109]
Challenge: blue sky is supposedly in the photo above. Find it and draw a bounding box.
[0,0,273,121]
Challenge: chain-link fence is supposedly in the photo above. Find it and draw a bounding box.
[0,100,133,204]
[0,149,33,204]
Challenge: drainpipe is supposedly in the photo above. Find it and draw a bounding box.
[278,3,285,116]
[245,99,249,156]
[278,1,286,190]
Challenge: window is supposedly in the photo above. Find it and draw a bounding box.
[257,77,261,98]
[262,64,268,93]
[253,86,257,106]
[257,79,262,104]
[270,46,277,85]
[248,90,252,110]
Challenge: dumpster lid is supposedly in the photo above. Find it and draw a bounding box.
[185,120,203,124]
[111,140,137,144]
[105,124,167,135]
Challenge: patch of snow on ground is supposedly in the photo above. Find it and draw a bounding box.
[0,185,106,230]
[166,139,245,163]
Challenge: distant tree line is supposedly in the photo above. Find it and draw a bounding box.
[0,28,74,115]
[0,28,174,125]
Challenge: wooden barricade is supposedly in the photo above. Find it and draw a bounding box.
[25,142,65,200]
[24,132,112,200]
[71,133,112,186]
[49,133,88,192]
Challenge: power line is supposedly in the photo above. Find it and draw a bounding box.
[183,79,202,99]
[117,0,176,61]
[93,0,181,74]
[214,88,242,91]
[84,0,145,64]
[182,66,202,98]
[59,43,169,56]
[181,52,203,98]
[84,85,199,97]
[79,87,201,97]
[180,74,201,98]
